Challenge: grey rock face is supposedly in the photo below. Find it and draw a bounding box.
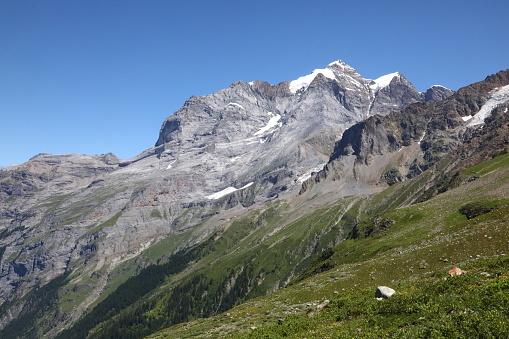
[154,60,449,204]
[369,73,422,116]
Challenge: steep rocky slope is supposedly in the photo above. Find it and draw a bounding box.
[153,60,447,202]
[149,151,509,338]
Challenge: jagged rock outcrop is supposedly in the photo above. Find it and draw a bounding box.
[424,85,455,102]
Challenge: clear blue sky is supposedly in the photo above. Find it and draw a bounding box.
[1,0,508,167]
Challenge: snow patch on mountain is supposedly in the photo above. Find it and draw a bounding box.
[295,163,327,184]
[289,67,336,94]
[418,132,426,144]
[468,84,509,126]
[254,112,281,136]
[370,72,400,94]
[166,159,177,169]
[225,102,244,109]
[206,182,254,200]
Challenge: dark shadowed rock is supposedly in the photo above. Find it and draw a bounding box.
[424,85,455,102]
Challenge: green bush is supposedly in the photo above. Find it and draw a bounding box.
[458,202,496,220]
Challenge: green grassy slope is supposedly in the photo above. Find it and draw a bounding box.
[90,202,361,337]
[55,197,362,338]
[147,153,509,338]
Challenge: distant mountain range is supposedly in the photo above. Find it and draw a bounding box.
[1,59,508,338]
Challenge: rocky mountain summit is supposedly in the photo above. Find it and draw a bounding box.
[0,59,461,336]
[154,60,452,201]
[301,69,509,203]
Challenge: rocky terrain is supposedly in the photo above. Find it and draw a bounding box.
[4,60,509,339]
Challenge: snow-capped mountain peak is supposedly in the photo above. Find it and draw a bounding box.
[327,59,356,71]
[288,67,337,94]
[288,59,367,94]
[369,72,401,94]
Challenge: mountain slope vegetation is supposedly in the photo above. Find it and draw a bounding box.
[148,151,509,338]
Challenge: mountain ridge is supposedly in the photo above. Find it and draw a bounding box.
[4,61,509,339]
[300,69,509,201]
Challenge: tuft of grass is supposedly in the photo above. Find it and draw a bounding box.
[151,209,163,219]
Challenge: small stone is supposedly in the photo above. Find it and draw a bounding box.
[375,286,396,299]
[449,266,467,276]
